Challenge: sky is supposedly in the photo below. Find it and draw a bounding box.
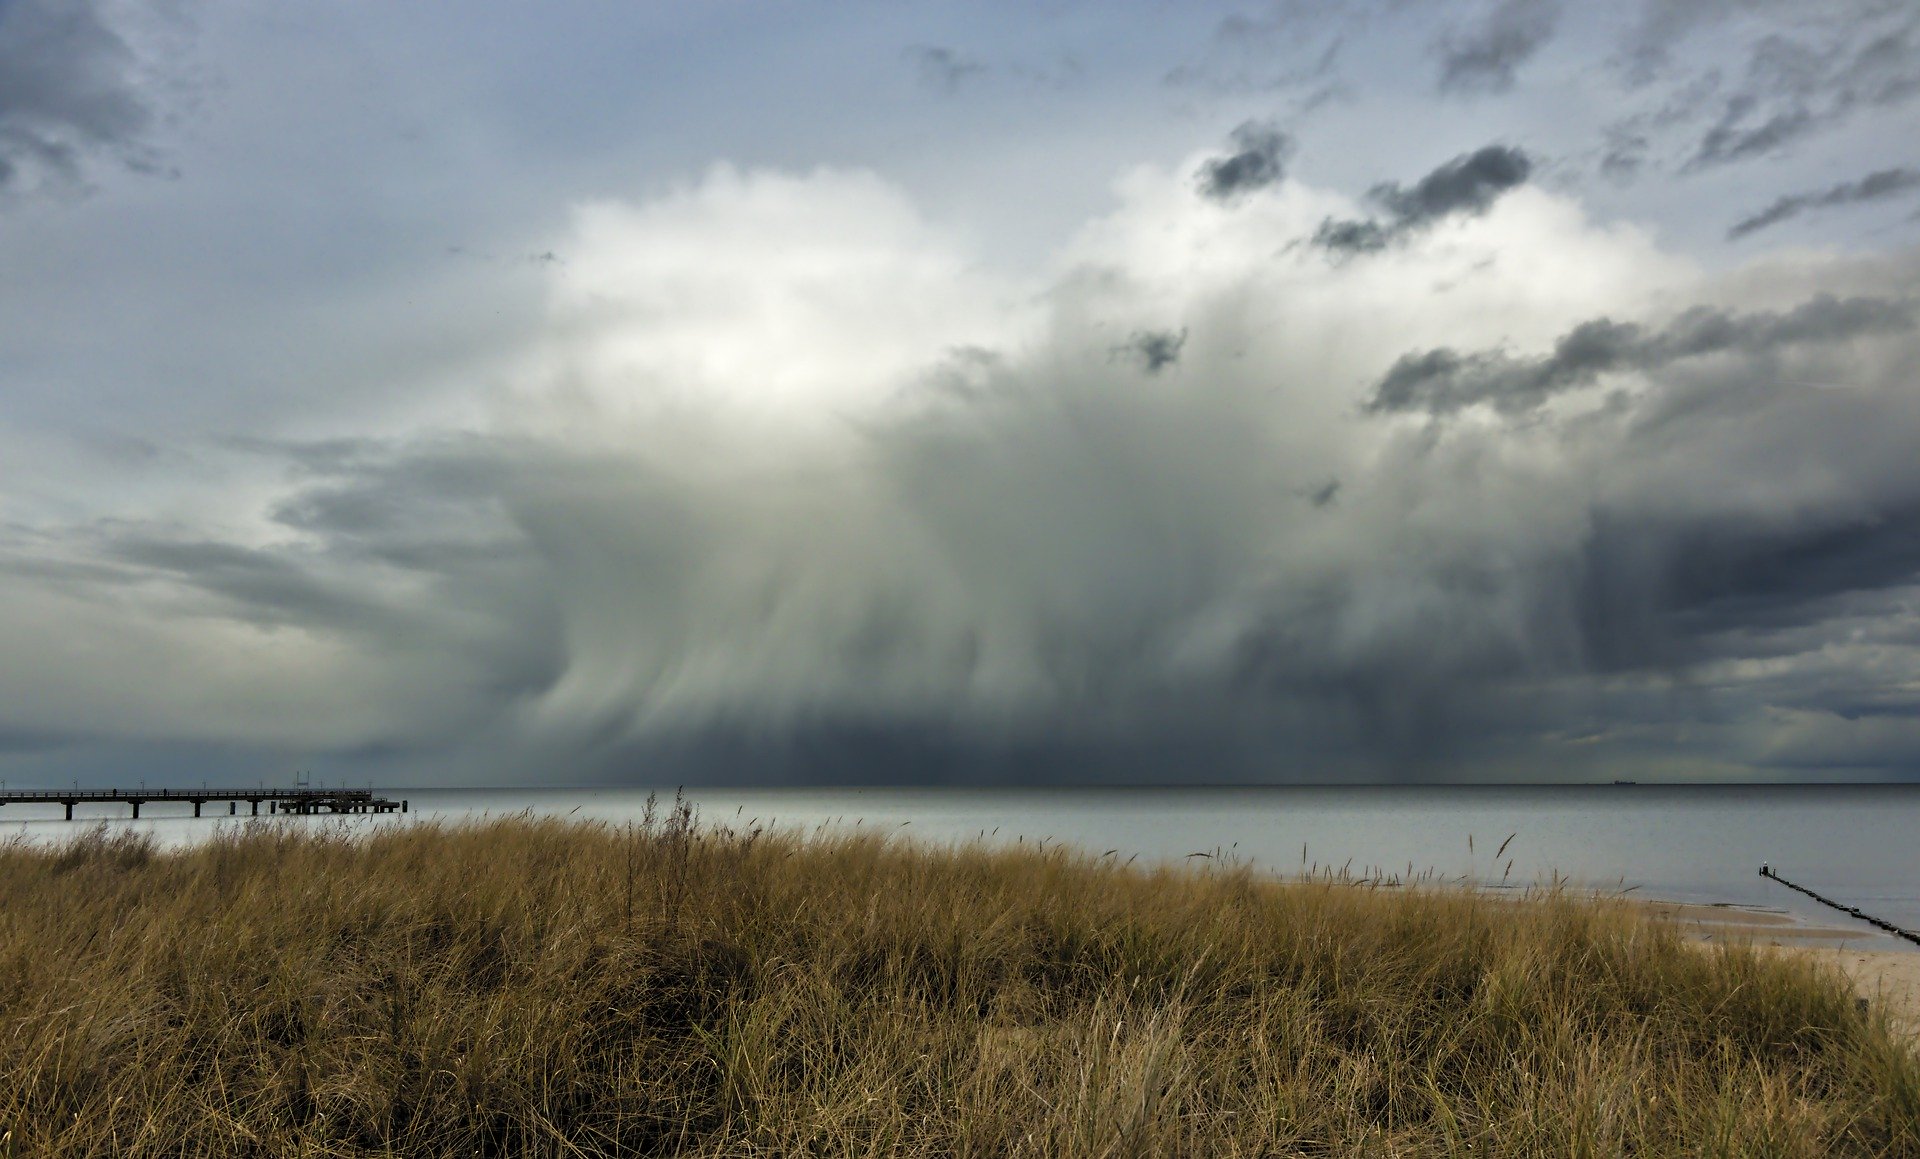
[2,0,1919,787]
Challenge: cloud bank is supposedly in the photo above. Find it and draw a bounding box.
[7,147,1920,784]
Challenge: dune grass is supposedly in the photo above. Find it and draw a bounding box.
[1,803,1917,1157]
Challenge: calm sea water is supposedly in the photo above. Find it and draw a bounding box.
[8,785,1918,946]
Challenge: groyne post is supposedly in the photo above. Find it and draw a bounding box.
[1760,865,1920,948]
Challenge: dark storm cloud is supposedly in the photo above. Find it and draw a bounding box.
[1314,145,1531,255]
[1661,507,1920,638]
[1210,264,1920,774]
[1196,120,1291,202]
[1729,167,1920,238]
[1433,0,1563,96]
[1553,499,1920,694]
[904,45,988,94]
[10,84,1920,789]
[1114,328,1186,373]
[1367,293,1916,415]
[0,0,162,194]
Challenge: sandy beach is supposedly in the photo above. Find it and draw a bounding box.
[1643,900,1920,1036]
[1822,951,1920,1038]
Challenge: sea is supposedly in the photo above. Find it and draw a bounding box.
[7,784,1918,948]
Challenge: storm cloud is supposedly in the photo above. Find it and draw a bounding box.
[1730,168,1920,239]
[3,2,1919,787]
[10,151,1920,782]
[1314,145,1532,254]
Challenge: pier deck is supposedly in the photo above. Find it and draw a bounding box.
[0,788,407,820]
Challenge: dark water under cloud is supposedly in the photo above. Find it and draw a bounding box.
[11,784,1919,947]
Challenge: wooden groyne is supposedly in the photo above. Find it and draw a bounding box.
[1759,865,1920,948]
[0,788,407,821]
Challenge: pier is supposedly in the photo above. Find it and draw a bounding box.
[0,788,407,821]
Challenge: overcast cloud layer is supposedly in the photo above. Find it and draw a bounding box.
[1,1,1918,785]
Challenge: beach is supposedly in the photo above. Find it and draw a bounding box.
[1644,900,1920,1037]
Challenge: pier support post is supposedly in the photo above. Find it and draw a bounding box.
[229,801,236,815]
[64,801,73,821]
[193,801,202,818]
[402,800,408,814]
[251,800,258,815]
[130,801,140,819]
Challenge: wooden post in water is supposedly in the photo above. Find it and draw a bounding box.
[1761,865,1920,947]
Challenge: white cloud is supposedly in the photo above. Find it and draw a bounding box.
[492,158,1832,760]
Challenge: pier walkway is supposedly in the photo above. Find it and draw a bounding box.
[0,788,407,821]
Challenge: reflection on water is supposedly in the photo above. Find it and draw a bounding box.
[8,784,1918,944]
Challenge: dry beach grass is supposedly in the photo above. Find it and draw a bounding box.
[1641,900,1920,1045]
[2,807,1918,1156]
